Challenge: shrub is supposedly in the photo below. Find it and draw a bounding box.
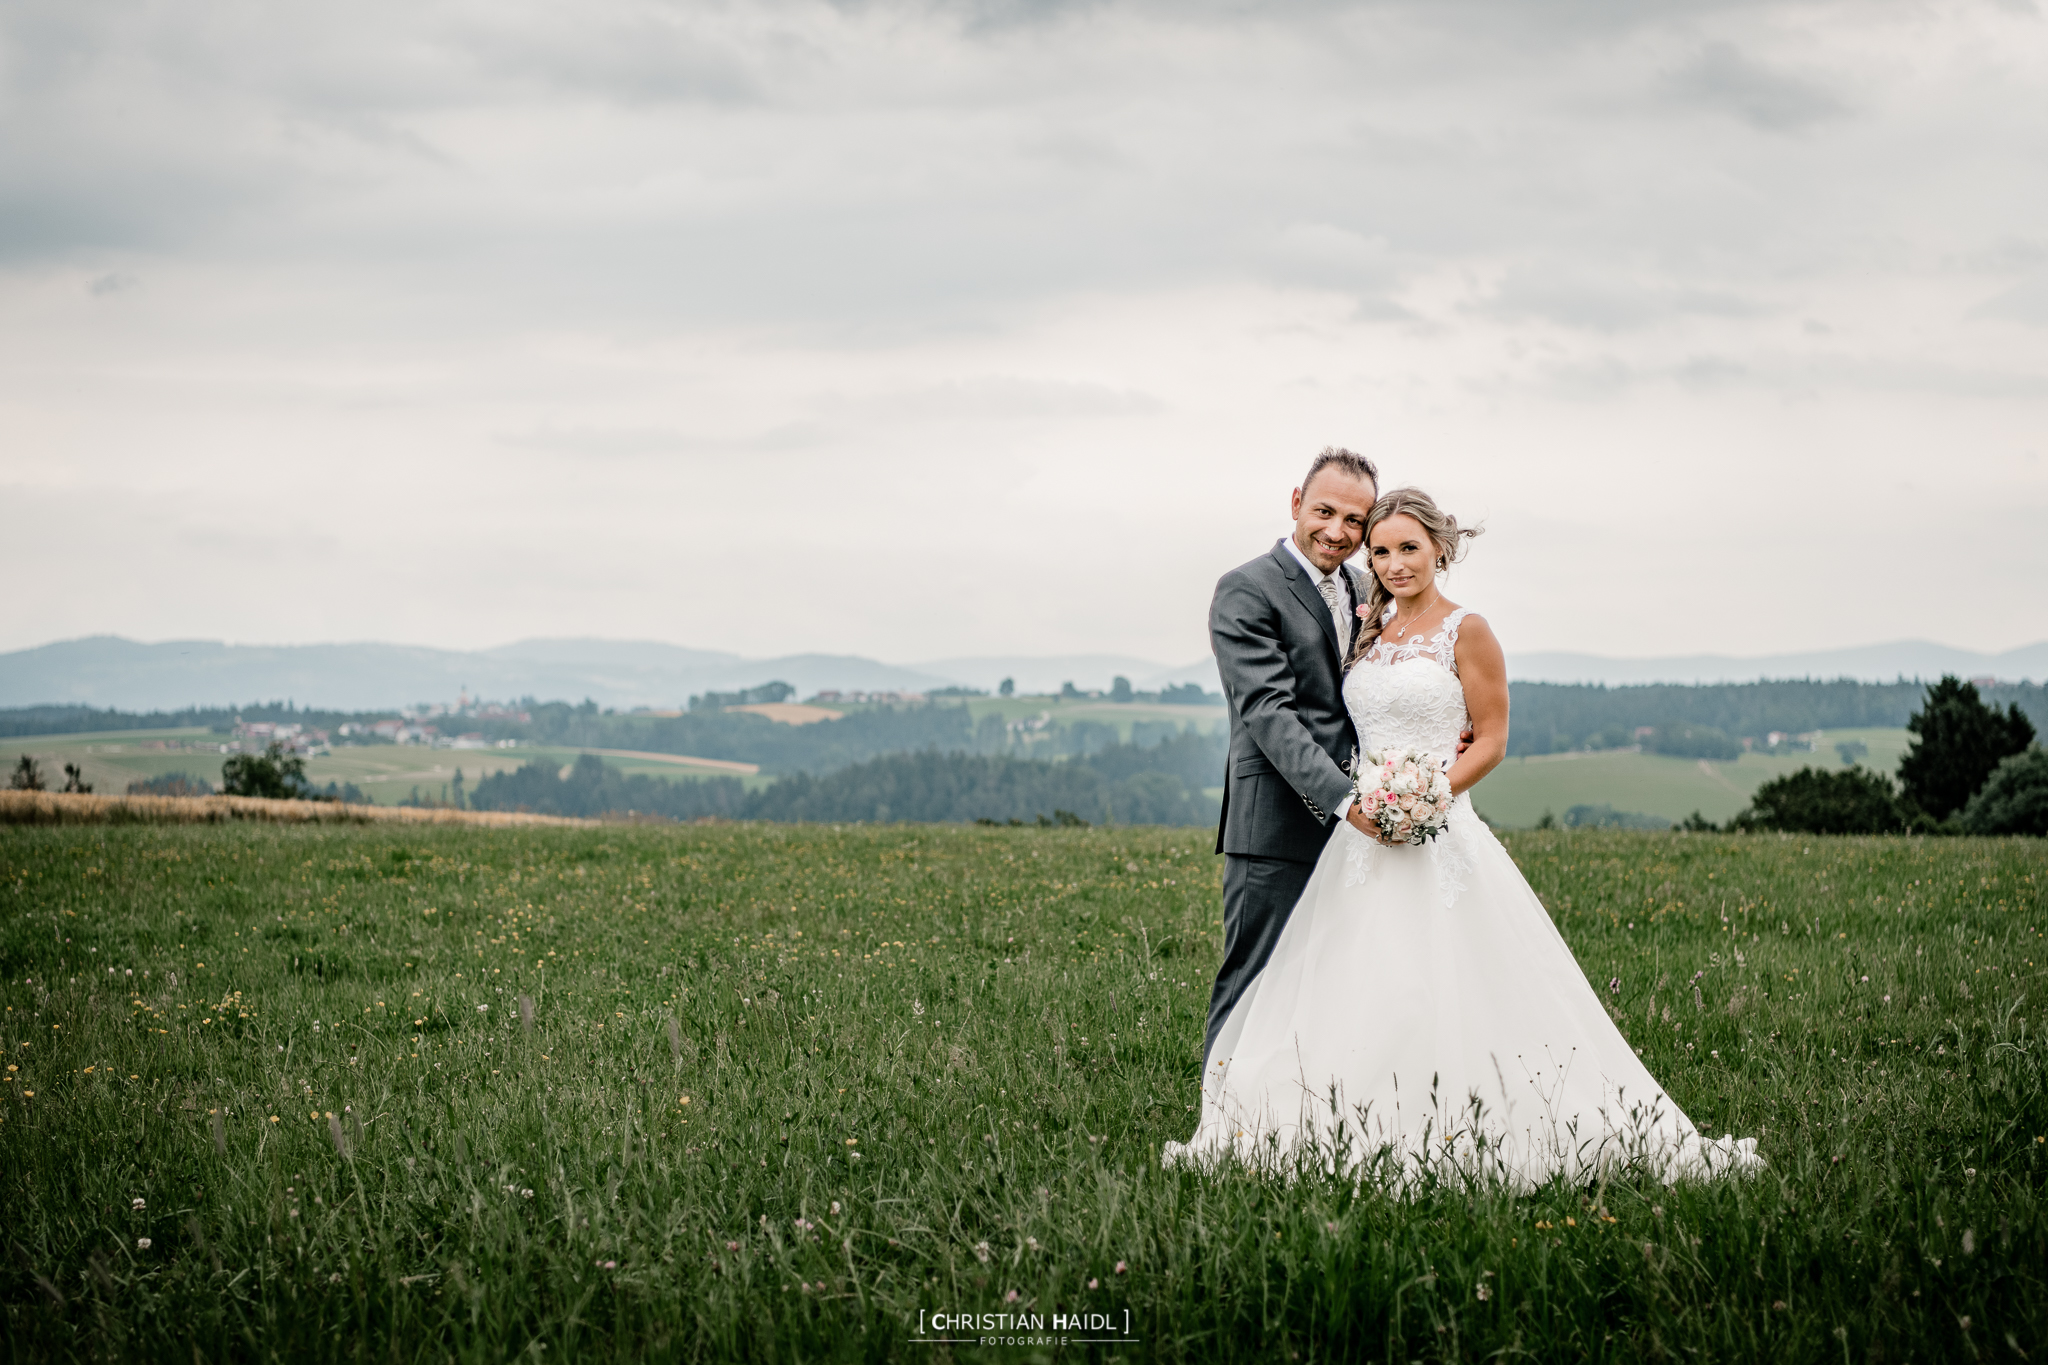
[1898,675,2036,821]
[1731,765,1909,835]
[220,743,310,800]
[9,755,44,791]
[128,772,216,797]
[1961,748,2048,836]
[1562,803,1671,830]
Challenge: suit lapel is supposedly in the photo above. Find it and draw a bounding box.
[1272,541,1343,660]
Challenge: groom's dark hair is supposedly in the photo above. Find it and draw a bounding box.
[1302,446,1378,495]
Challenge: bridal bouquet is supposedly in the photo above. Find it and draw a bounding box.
[1352,748,1455,846]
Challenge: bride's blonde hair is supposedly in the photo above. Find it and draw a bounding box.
[1345,487,1483,669]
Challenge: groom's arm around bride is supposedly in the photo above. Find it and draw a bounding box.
[1201,449,1378,1071]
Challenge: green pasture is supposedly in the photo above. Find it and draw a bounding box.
[956,696,1227,741]
[2,820,2044,1360]
[3,732,766,805]
[1472,729,1915,829]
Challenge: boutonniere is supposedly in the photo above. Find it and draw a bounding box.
[1355,604,1374,621]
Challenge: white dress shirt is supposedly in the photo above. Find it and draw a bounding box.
[1282,533,1356,822]
[1282,534,1354,656]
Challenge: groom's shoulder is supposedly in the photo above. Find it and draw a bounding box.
[1217,541,1288,592]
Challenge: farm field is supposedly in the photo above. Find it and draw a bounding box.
[1,821,2043,1361]
[1472,728,1914,828]
[2,731,768,805]
[957,696,1228,740]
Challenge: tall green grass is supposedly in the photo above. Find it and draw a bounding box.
[2,823,2043,1361]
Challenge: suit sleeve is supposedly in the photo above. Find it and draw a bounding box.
[1211,570,1354,825]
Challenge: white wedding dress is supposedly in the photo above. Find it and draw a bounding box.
[1165,608,1761,1187]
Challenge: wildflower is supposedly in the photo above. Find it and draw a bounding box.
[1475,1282,1492,1301]
[137,1238,151,1250]
[1115,1260,1128,1274]
[830,1201,841,1215]
[132,1198,146,1211]
[477,1004,488,1013]
[598,1260,617,1270]
[1088,1277,1099,1289]
[1325,1221,1339,1233]
[1608,977,1620,994]
[522,1189,534,1199]
[974,1241,992,1264]
[1004,1289,1020,1304]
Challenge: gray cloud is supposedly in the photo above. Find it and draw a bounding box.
[1661,41,1846,132]
[2,0,2045,661]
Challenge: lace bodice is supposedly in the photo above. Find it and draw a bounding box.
[1341,606,1495,904]
[1344,607,1474,758]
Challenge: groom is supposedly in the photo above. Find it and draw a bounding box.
[1203,448,1380,1071]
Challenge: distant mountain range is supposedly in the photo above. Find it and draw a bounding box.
[0,635,2040,713]
[0,637,1221,712]
[1507,641,2048,687]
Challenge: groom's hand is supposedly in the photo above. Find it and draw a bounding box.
[1457,728,1475,756]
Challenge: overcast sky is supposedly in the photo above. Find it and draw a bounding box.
[4,0,2045,668]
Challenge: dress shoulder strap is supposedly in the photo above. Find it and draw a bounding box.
[1439,607,1475,677]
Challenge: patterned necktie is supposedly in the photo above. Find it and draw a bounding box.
[1316,576,1350,655]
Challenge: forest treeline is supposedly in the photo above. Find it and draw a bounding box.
[1505,678,2047,757]
[11,679,2044,765]
[468,732,1226,827]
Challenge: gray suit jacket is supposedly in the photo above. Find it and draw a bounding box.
[1211,540,1364,863]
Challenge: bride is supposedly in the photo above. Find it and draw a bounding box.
[1166,488,1760,1186]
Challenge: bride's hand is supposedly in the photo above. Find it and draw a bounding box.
[1345,806,1400,845]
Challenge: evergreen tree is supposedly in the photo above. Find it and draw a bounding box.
[1897,676,2036,821]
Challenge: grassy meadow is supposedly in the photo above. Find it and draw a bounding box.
[1,821,2044,1362]
[1471,728,1914,828]
[6,731,767,807]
